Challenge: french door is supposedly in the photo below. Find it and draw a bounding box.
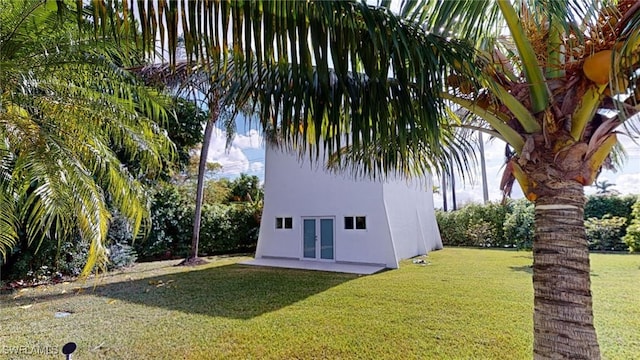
[302,217,334,260]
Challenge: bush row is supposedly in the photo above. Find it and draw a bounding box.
[1,234,137,284]
[623,199,640,252]
[437,194,640,252]
[1,180,262,282]
[138,182,261,261]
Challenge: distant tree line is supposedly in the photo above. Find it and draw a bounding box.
[437,194,640,252]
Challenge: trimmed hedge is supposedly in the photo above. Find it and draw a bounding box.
[584,194,637,225]
[436,202,509,247]
[585,216,628,251]
[134,181,261,261]
[503,199,535,250]
[437,195,639,251]
[623,199,640,252]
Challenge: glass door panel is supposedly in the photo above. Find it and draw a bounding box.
[320,219,334,260]
[303,219,316,258]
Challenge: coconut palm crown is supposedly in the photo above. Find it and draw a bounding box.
[422,2,640,357]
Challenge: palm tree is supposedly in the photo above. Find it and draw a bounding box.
[82,0,640,358]
[0,0,173,274]
[450,156,458,210]
[594,179,617,194]
[135,60,254,265]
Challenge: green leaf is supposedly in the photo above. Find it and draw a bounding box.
[482,78,541,134]
[496,0,549,113]
[442,93,525,154]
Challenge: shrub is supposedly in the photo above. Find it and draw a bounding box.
[585,215,627,251]
[463,202,509,247]
[108,211,134,244]
[3,211,141,281]
[436,202,509,247]
[503,199,535,250]
[585,194,637,224]
[583,194,637,251]
[623,199,640,252]
[134,181,261,261]
[436,210,466,246]
[107,243,138,270]
[436,196,637,252]
[464,221,494,247]
[198,204,235,254]
[2,234,90,281]
[2,177,262,281]
[197,203,260,255]
[135,183,193,260]
[229,203,261,250]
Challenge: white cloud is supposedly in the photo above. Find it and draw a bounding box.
[249,161,265,173]
[232,129,264,150]
[612,173,640,195]
[482,138,509,162]
[206,128,264,176]
[207,124,640,199]
[441,134,640,209]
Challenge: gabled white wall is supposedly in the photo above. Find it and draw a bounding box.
[257,146,397,267]
[256,144,442,269]
[382,177,443,261]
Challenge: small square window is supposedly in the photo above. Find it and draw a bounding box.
[345,216,366,230]
[344,216,354,229]
[276,217,293,229]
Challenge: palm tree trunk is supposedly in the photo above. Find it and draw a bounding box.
[188,117,214,261]
[533,181,600,359]
[185,93,220,264]
[449,157,457,211]
[478,132,489,204]
[441,174,448,211]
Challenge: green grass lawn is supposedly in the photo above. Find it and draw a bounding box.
[1,248,638,359]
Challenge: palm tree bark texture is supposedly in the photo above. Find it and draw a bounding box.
[533,182,598,359]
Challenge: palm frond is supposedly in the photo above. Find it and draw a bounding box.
[1,1,173,273]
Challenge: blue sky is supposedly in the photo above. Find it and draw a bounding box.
[434,134,640,209]
[207,120,640,209]
[205,120,266,179]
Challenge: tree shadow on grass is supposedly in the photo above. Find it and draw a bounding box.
[3,264,358,319]
[509,265,533,274]
[509,265,599,277]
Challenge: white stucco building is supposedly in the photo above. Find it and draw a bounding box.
[244,144,442,274]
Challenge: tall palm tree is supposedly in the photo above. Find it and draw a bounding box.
[0,0,173,274]
[478,132,490,203]
[441,175,448,211]
[135,60,254,265]
[594,179,616,194]
[82,0,640,358]
[433,2,640,357]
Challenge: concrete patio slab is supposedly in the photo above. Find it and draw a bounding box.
[240,258,386,275]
